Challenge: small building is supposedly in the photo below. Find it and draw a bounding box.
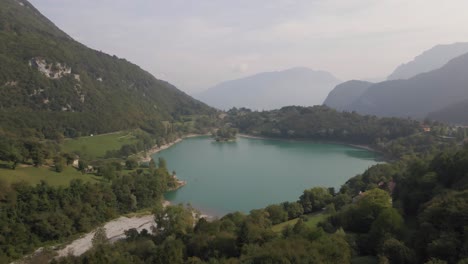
[422,126,431,132]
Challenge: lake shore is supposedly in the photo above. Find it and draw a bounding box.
[54,200,212,259]
[239,133,381,154]
[139,133,207,163]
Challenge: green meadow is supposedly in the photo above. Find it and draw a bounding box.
[62,131,137,158]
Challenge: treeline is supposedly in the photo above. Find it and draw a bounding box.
[52,145,468,264]
[0,136,59,169]
[211,127,238,142]
[226,106,420,144]
[0,159,173,263]
[54,198,351,264]
[226,106,463,158]
[322,145,468,263]
[0,116,218,170]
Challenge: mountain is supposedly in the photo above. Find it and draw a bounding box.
[322,80,373,111]
[427,99,468,125]
[0,0,213,139]
[387,42,468,80]
[347,52,468,119]
[196,67,341,110]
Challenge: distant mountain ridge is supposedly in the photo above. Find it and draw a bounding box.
[323,80,373,111]
[322,43,468,124]
[349,52,468,119]
[196,67,341,110]
[387,42,468,80]
[0,0,212,138]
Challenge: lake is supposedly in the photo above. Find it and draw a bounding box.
[153,136,379,217]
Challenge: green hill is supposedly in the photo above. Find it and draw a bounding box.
[0,0,213,140]
[323,80,373,111]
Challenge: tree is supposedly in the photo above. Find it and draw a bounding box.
[381,238,415,264]
[154,205,194,237]
[92,227,108,247]
[63,153,75,166]
[53,156,65,172]
[78,159,88,172]
[265,204,288,225]
[370,208,404,245]
[99,164,116,181]
[299,187,333,213]
[125,158,139,170]
[282,202,304,219]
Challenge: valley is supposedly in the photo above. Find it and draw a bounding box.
[2,0,468,263]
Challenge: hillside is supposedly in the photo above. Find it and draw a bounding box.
[0,0,213,139]
[196,67,341,110]
[345,52,468,120]
[428,99,468,125]
[387,42,468,80]
[322,80,373,110]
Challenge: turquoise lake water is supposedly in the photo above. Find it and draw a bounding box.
[153,136,379,217]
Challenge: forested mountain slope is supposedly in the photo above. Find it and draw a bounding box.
[0,0,213,139]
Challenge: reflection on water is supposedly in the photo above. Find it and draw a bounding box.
[155,136,381,217]
[344,149,377,160]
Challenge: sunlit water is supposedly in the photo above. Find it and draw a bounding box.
[153,136,379,217]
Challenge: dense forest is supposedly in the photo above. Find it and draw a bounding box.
[48,145,468,264]
[226,106,463,159]
[0,158,174,262]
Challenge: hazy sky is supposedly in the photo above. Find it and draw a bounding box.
[29,0,468,93]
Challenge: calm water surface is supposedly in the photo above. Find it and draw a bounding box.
[153,136,379,217]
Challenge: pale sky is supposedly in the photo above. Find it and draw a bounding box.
[29,0,468,94]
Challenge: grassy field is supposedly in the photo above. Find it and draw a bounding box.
[62,131,137,158]
[0,165,100,186]
[271,213,328,233]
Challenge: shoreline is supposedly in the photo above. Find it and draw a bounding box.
[139,133,207,163]
[239,133,381,154]
[53,199,212,259]
[54,200,170,258]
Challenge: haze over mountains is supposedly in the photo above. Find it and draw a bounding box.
[0,0,212,137]
[322,80,373,111]
[387,42,468,80]
[323,43,468,124]
[196,67,341,110]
